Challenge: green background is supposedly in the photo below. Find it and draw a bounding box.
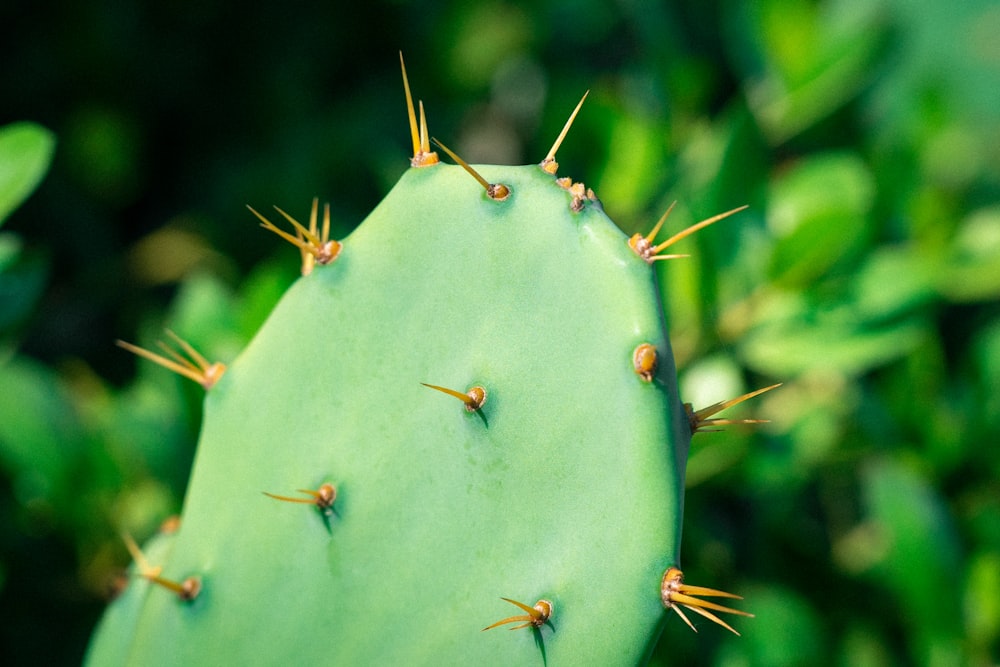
[1,0,998,664]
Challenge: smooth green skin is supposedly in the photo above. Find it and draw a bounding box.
[87,164,692,665]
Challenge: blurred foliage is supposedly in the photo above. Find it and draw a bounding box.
[1,0,998,665]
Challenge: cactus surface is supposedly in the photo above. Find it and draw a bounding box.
[86,59,767,665]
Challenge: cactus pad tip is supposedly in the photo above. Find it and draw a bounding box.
[629,203,749,263]
[248,199,342,276]
[399,52,438,167]
[482,597,553,631]
[539,90,589,175]
[660,567,751,636]
[115,330,225,390]
[431,138,511,201]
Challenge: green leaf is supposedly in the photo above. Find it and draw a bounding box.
[717,584,825,667]
[767,152,875,287]
[860,457,964,660]
[0,122,56,227]
[936,206,1000,302]
[732,0,887,142]
[0,356,80,504]
[0,235,48,334]
[850,246,939,320]
[965,552,1000,650]
[740,313,928,378]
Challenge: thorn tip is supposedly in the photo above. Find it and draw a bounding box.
[431,138,510,201]
[686,383,781,434]
[249,202,342,275]
[399,53,438,167]
[116,332,225,390]
[263,483,337,516]
[482,598,552,631]
[661,567,749,635]
[540,90,589,174]
[421,382,487,412]
[630,203,748,263]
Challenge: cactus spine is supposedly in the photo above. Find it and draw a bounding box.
[86,55,775,665]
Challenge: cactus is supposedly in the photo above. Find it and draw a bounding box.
[85,56,777,665]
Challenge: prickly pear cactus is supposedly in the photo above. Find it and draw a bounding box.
[86,57,775,665]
